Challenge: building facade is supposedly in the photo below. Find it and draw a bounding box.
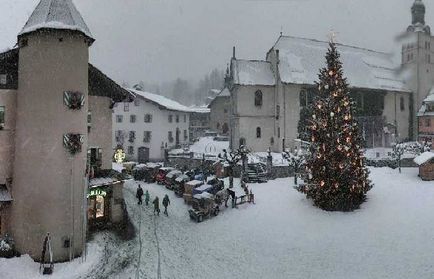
[417,90,434,147]
[208,88,230,135]
[113,89,190,162]
[227,36,411,152]
[0,0,129,262]
[189,106,210,141]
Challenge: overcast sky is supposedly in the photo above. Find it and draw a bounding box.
[1,0,432,85]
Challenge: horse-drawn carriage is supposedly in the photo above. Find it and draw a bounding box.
[188,192,219,223]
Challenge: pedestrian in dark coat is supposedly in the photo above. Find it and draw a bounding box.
[162,194,170,216]
[136,185,144,205]
[144,190,150,206]
[153,196,160,215]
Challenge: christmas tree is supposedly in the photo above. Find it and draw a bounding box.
[298,41,372,211]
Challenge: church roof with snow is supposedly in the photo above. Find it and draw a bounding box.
[19,0,94,41]
[128,89,192,112]
[232,60,276,86]
[269,36,409,92]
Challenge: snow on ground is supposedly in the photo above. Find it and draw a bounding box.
[3,167,434,278]
[117,167,434,279]
[0,235,104,279]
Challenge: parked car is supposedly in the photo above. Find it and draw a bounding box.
[155,167,174,185]
[189,193,219,222]
[165,170,183,190]
[174,174,191,197]
[133,163,162,183]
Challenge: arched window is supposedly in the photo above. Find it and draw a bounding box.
[400,97,405,111]
[270,137,274,145]
[239,137,246,147]
[256,127,261,138]
[222,123,229,134]
[254,90,263,107]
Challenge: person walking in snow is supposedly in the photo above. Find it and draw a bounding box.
[162,194,171,216]
[249,189,255,204]
[136,185,144,205]
[153,196,160,216]
[144,190,150,206]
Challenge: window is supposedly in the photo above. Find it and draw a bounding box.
[184,130,188,141]
[88,147,102,169]
[124,102,129,112]
[134,99,140,106]
[276,105,280,119]
[168,131,174,143]
[222,123,229,134]
[224,109,228,114]
[128,146,134,155]
[300,90,307,107]
[129,131,136,143]
[239,137,246,147]
[278,127,281,138]
[143,131,152,143]
[144,114,153,123]
[130,115,136,123]
[87,111,92,133]
[270,137,275,145]
[256,127,261,138]
[254,90,263,107]
[425,118,431,127]
[184,115,187,123]
[0,74,6,85]
[116,115,123,123]
[0,106,4,129]
[168,115,173,123]
[400,97,405,111]
[176,115,179,123]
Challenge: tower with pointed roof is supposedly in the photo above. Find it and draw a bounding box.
[401,0,434,139]
[9,0,93,261]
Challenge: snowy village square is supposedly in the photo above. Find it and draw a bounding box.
[2,0,434,278]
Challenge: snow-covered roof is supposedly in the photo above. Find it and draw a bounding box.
[0,185,12,202]
[207,88,231,108]
[271,36,409,92]
[219,88,231,97]
[232,60,276,86]
[414,152,434,165]
[19,0,94,41]
[189,106,210,114]
[128,89,192,112]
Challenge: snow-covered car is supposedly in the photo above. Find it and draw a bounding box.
[165,170,183,190]
[155,167,174,184]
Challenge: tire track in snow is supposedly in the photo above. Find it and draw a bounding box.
[153,215,162,279]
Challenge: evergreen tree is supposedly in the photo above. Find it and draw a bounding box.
[298,42,372,211]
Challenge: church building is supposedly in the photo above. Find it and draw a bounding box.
[226,0,432,153]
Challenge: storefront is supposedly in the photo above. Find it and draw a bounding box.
[87,177,125,229]
[87,187,109,225]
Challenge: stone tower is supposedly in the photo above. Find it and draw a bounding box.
[10,0,94,261]
[402,0,434,139]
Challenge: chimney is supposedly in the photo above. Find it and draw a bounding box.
[232,46,236,59]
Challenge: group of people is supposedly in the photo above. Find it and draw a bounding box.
[136,184,171,216]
